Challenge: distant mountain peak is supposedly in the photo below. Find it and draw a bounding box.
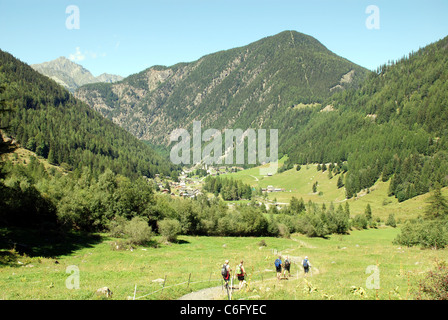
[75,30,369,145]
[31,57,123,92]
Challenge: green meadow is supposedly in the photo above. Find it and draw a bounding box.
[225,161,447,222]
[1,157,447,300]
[1,227,446,300]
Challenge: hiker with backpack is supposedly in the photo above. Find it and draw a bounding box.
[236,260,247,290]
[283,256,291,278]
[274,256,282,280]
[221,260,231,288]
[302,256,311,276]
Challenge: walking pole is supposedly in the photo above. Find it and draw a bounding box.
[161,275,167,295]
[187,273,191,289]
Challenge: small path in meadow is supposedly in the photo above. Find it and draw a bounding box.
[178,285,226,300]
[178,239,320,300]
[177,262,320,300]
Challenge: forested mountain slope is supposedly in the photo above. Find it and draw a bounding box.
[286,35,448,201]
[75,31,369,144]
[0,50,176,179]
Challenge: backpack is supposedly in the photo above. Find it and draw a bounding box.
[275,259,281,268]
[236,264,242,275]
[221,264,227,277]
[303,259,309,268]
[284,259,290,268]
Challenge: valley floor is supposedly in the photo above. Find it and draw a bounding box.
[1,227,447,300]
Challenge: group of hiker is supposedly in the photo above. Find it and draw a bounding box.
[221,259,247,290]
[274,255,311,279]
[221,255,312,289]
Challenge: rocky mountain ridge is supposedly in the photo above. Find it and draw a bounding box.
[31,57,123,92]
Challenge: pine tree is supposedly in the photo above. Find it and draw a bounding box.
[47,148,57,165]
[365,204,372,221]
[344,202,350,218]
[337,174,344,188]
[425,184,448,219]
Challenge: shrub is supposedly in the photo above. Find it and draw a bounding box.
[124,216,153,245]
[107,216,127,238]
[0,248,21,265]
[386,213,397,227]
[297,212,330,238]
[257,240,267,247]
[416,260,448,300]
[108,216,153,246]
[158,219,182,242]
[236,206,270,236]
[327,207,350,234]
[393,219,448,249]
[352,214,368,230]
[277,223,290,238]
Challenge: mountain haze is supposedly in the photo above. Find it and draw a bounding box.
[75,31,369,145]
[31,57,123,93]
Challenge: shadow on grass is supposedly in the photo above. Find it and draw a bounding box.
[0,227,102,264]
[174,239,190,245]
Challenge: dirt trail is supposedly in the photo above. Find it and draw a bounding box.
[177,260,320,300]
[178,285,226,300]
[178,239,319,301]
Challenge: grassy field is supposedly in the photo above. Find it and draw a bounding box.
[231,227,448,300]
[1,227,447,300]
[2,153,447,300]
[225,162,447,222]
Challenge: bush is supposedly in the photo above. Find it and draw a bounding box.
[386,214,397,227]
[277,223,290,238]
[352,214,368,230]
[0,248,21,265]
[108,216,153,246]
[158,219,182,242]
[327,207,350,234]
[297,212,330,238]
[393,219,448,249]
[257,240,267,247]
[124,216,153,245]
[416,260,448,300]
[107,216,127,238]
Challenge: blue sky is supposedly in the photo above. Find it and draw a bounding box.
[1,0,447,77]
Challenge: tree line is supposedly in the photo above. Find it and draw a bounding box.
[280,35,448,203]
[1,148,377,240]
[202,176,252,201]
